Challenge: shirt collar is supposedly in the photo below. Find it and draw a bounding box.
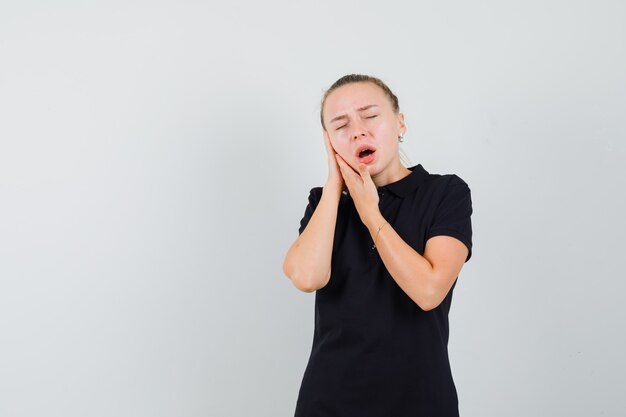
[379,164,429,198]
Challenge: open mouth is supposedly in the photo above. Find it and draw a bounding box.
[355,145,377,163]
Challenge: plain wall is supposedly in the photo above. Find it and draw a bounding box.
[1,1,625,416]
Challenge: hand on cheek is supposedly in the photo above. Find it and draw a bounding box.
[334,154,381,227]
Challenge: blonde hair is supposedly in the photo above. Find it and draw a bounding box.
[320,74,399,129]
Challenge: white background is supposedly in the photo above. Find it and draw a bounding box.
[1,1,625,416]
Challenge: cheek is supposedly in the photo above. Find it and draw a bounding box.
[374,120,394,136]
[377,124,399,147]
[330,137,350,158]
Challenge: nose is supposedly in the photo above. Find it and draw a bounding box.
[350,120,367,140]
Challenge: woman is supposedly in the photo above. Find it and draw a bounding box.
[282,74,473,416]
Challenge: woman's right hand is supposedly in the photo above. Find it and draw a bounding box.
[323,131,344,192]
[283,130,342,292]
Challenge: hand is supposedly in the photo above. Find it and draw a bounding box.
[334,154,381,227]
[323,131,344,191]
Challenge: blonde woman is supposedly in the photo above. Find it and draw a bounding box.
[283,74,473,416]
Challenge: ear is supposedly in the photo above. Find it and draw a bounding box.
[397,112,406,136]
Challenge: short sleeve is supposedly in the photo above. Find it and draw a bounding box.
[425,175,473,262]
[298,187,322,235]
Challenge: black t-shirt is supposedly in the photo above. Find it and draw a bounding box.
[293,164,473,417]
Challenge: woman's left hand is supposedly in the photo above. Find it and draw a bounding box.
[335,154,381,228]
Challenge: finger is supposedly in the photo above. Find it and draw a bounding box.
[357,164,370,179]
[322,132,332,154]
[335,156,358,190]
[334,155,348,177]
[334,154,348,175]
[335,154,357,174]
[335,154,359,180]
[359,164,377,185]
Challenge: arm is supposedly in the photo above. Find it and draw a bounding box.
[282,185,341,292]
[282,131,345,293]
[365,212,469,311]
[334,156,472,311]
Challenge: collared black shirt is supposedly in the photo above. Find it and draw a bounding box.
[293,164,473,417]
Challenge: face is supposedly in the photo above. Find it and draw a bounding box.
[322,82,405,176]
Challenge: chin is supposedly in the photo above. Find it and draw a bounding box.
[360,163,380,177]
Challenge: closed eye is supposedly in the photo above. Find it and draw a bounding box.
[336,124,347,130]
[366,115,378,119]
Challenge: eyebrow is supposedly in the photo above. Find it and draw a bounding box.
[329,104,380,125]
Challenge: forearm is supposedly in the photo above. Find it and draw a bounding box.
[283,185,341,292]
[365,212,439,311]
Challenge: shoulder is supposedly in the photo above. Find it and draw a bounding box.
[421,171,473,260]
[311,186,324,195]
[300,187,325,212]
[426,172,470,189]
[417,171,472,221]
[305,185,352,203]
[419,171,471,201]
[307,186,324,202]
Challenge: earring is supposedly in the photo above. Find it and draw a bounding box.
[398,134,404,143]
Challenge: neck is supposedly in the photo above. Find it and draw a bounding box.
[371,161,412,187]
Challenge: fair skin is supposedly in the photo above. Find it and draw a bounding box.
[282,81,468,311]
